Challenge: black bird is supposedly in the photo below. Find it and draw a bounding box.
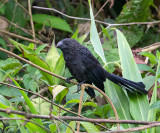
[57,38,147,98]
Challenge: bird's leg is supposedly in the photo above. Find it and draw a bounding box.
[65,76,75,84]
[76,81,86,93]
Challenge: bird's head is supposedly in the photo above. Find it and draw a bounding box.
[56,38,80,52]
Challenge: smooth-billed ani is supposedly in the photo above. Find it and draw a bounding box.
[57,38,147,98]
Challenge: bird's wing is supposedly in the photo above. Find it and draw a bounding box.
[80,48,106,92]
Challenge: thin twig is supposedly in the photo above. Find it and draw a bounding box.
[0,117,51,133]
[0,0,8,8]
[94,0,110,18]
[0,108,159,125]
[28,0,35,39]
[106,123,160,133]
[50,116,76,133]
[1,108,160,126]
[142,42,160,52]
[0,30,41,44]
[15,0,29,14]
[77,84,85,132]
[0,16,32,36]
[32,6,160,26]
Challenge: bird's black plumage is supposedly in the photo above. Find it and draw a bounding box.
[57,38,148,98]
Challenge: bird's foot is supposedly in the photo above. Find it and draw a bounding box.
[65,77,75,84]
[76,81,86,93]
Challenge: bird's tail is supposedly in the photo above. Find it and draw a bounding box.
[105,72,148,94]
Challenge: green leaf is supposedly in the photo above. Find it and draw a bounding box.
[0,58,21,71]
[0,37,7,49]
[35,44,48,54]
[116,29,149,122]
[83,102,98,108]
[116,0,153,22]
[45,42,60,73]
[29,43,34,50]
[137,64,155,73]
[49,124,57,133]
[80,122,99,133]
[3,72,44,132]
[88,0,107,65]
[147,55,160,132]
[31,98,51,115]
[23,74,39,92]
[32,14,73,33]
[150,100,160,109]
[53,54,65,84]
[66,99,80,104]
[143,75,155,91]
[9,38,36,55]
[50,85,68,103]
[71,28,79,40]
[24,53,54,85]
[0,95,10,106]
[66,121,76,133]
[104,81,133,128]
[139,52,157,65]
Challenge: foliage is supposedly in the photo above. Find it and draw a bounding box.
[0,0,160,132]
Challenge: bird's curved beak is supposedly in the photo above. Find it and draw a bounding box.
[56,40,63,48]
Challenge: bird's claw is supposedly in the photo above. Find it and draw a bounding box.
[73,81,86,93]
[65,77,74,84]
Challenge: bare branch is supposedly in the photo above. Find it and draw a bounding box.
[0,108,159,125]
[32,6,160,27]
[0,30,41,44]
[28,0,35,39]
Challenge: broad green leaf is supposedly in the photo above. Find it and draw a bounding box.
[53,54,65,84]
[29,43,34,50]
[32,14,73,33]
[116,29,149,122]
[66,121,76,133]
[143,75,155,91]
[80,122,99,133]
[23,74,39,92]
[105,81,133,128]
[137,64,155,73]
[0,95,10,106]
[139,52,157,65]
[49,124,57,133]
[150,100,160,110]
[0,58,21,71]
[50,85,68,102]
[71,28,79,40]
[9,38,36,55]
[24,53,54,85]
[88,0,107,65]
[32,98,51,115]
[45,42,60,73]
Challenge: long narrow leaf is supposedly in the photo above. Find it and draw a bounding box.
[88,0,107,65]
[116,29,149,122]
